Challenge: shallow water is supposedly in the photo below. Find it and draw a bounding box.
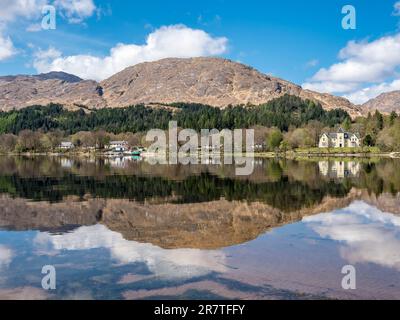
[0,156,399,300]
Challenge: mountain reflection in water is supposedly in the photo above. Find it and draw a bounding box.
[0,156,400,299]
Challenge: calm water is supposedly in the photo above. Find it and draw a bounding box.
[0,156,400,300]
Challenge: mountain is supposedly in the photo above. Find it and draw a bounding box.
[362,90,400,114]
[0,71,82,83]
[0,57,362,117]
[100,57,362,117]
[34,71,83,83]
[0,72,106,110]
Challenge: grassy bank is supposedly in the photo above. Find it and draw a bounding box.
[254,147,400,159]
[2,148,398,160]
[295,147,381,155]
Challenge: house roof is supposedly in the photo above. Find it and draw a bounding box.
[320,128,360,140]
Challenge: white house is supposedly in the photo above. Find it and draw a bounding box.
[107,141,129,152]
[319,128,361,148]
[59,142,74,150]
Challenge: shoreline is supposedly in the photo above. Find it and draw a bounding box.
[0,151,399,159]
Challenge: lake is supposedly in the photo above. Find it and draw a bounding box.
[0,156,400,300]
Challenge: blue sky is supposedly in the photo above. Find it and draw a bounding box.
[0,0,400,104]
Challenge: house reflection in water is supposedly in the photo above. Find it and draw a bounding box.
[318,161,361,178]
[60,158,74,168]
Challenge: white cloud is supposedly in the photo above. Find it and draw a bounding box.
[0,0,47,22]
[33,24,229,80]
[303,81,359,94]
[0,33,16,61]
[304,201,400,270]
[35,46,62,59]
[54,0,97,23]
[0,0,97,23]
[0,245,13,268]
[34,224,227,279]
[0,1,98,61]
[344,79,400,104]
[311,34,400,84]
[303,33,400,103]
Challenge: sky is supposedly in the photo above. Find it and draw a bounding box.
[0,0,399,104]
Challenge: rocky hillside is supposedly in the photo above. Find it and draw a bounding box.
[101,58,362,117]
[362,90,400,114]
[0,72,106,110]
[0,57,362,117]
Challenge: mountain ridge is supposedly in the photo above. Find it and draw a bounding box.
[0,57,363,117]
[362,90,400,114]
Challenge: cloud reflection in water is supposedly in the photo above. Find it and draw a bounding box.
[34,224,227,279]
[304,201,400,270]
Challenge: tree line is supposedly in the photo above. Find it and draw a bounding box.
[0,94,349,134]
[0,94,399,152]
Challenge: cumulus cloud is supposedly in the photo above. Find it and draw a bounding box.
[34,224,227,279]
[54,0,97,23]
[33,24,229,80]
[303,33,400,104]
[0,0,97,23]
[304,201,400,271]
[0,33,16,60]
[0,245,13,268]
[0,1,98,61]
[344,79,400,104]
[33,46,62,70]
[303,81,359,94]
[0,0,47,22]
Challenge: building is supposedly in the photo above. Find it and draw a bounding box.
[107,141,129,152]
[319,128,361,148]
[59,142,74,150]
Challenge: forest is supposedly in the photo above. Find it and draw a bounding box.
[0,94,398,153]
[0,95,349,134]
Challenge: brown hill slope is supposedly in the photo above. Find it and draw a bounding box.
[0,57,362,117]
[100,57,362,117]
[362,90,400,114]
[0,72,106,110]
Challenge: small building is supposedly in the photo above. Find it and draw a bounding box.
[319,128,361,148]
[59,142,75,150]
[107,141,129,152]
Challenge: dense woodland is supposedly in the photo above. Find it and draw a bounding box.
[0,95,348,134]
[0,94,399,153]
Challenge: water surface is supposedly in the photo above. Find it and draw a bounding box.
[0,156,400,300]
